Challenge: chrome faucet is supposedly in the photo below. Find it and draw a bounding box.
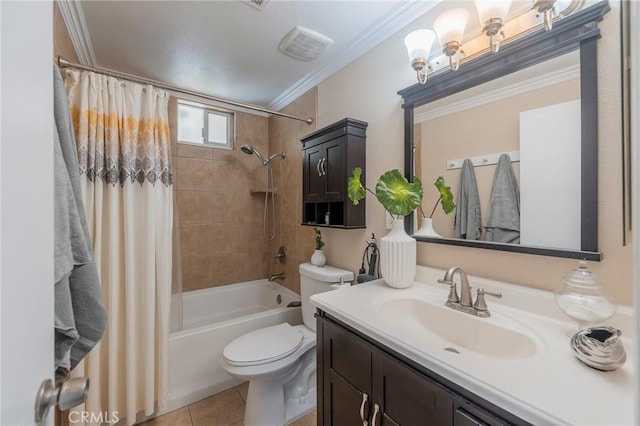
[437,266,502,318]
[268,273,285,282]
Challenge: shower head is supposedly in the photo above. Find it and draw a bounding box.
[240,144,266,163]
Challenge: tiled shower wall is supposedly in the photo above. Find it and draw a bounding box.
[172,88,318,294]
[171,100,271,292]
[267,89,318,294]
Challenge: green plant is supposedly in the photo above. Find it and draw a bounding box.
[314,227,325,250]
[419,176,456,219]
[347,168,423,219]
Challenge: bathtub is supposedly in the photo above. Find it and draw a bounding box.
[166,279,302,412]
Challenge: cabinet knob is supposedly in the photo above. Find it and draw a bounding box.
[316,159,322,177]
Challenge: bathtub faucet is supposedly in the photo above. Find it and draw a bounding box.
[268,273,285,282]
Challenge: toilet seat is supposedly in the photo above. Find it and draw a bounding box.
[223,323,304,367]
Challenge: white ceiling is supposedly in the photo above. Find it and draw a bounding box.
[68,0,440,110]
[61,0,566,111]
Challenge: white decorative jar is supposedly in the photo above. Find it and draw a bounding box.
[380,218,416,289]
[413,218,441,238]
[311,249,326,267]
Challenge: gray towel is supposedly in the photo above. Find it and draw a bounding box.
[54,64,107,380]
[485,154,520,244]
[454,159,482,240]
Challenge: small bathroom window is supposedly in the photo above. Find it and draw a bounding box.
[177,100,234,149]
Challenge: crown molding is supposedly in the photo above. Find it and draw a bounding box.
[267,0,441,111]
[415,64,580,123]
[56,0,95,65]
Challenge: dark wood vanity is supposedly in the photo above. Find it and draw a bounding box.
[316,312,531,426]
[301,118,367,229]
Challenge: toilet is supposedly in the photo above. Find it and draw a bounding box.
[221,263,353,426]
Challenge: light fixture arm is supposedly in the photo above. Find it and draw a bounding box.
[482,18,505,54]
[411,58,429,84]
[534,0,557,31]
[442,41,464,71]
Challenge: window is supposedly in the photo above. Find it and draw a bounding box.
[177,100,234,149]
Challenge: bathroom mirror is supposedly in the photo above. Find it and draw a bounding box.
[398,2,610,261]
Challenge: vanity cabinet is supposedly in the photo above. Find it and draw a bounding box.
[301,118,366,228]
[317,313,530,426]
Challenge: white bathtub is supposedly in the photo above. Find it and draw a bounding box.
[166,280,302,412]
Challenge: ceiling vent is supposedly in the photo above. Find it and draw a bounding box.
[278,26,334,62]
[240,0,270,11]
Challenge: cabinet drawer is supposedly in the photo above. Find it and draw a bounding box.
[323,319,372,393]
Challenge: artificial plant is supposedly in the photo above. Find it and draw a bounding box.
[419,176,456,219]
[314,227,325,250]
[347,168,423,219]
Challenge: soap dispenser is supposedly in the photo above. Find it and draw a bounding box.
[554,261,617,330]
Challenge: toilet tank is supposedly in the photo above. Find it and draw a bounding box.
[299,263,353,331]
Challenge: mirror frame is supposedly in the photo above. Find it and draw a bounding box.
[398,1,610,261]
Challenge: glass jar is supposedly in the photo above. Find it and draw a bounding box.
[554,261,617,329]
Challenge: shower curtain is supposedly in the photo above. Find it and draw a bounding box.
[63,69,173,424]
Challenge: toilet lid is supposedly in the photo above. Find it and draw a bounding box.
[223,323,304,366]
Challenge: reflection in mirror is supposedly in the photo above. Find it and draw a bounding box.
[415,51,582,251]
[400,1,609,261]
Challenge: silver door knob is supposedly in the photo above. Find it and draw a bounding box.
[34,377,89,422]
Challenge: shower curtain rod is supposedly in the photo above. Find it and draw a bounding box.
[57,56,313,125]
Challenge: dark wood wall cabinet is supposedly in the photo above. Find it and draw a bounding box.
[316,313,532,426]
[301,118,367,228]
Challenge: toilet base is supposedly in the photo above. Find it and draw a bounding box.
[244,381,316,426]
[243,349,316,426]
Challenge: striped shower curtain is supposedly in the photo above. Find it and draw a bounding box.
[63,69,173,425]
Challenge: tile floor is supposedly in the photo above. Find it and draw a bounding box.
[140,383,316,426]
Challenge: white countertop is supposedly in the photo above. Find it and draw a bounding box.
[310,265,635,426]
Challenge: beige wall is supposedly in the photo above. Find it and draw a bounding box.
[317,3,632,305]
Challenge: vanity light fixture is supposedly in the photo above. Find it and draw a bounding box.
[404,29,436,84]
[403,0,580,84]
[474,0,512,54]
[533,0,557,31]
[433,8,469,71]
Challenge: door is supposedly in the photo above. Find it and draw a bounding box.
[1,2,54,425]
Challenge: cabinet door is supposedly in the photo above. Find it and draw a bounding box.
[324,139,345,201]
[373,350,453,426]
[304,145,324,202]
[328,371,370,426]
[321,318,373,426]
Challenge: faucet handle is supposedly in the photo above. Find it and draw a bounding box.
[474,288,502,312]
[438,279,460,304]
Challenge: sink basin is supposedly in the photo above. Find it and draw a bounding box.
[375,297,540,360]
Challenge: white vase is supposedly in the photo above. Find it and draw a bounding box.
[380,218,416,289]
[311,249,326,267]
[413,218,441,238]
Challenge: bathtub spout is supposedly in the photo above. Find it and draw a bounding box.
[268,273,285,282]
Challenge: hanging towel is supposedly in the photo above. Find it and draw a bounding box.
[485,154,521,244]
[454,159,482,240]
[53,64,107,381]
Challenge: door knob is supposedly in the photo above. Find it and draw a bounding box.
[34,377,89,423]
